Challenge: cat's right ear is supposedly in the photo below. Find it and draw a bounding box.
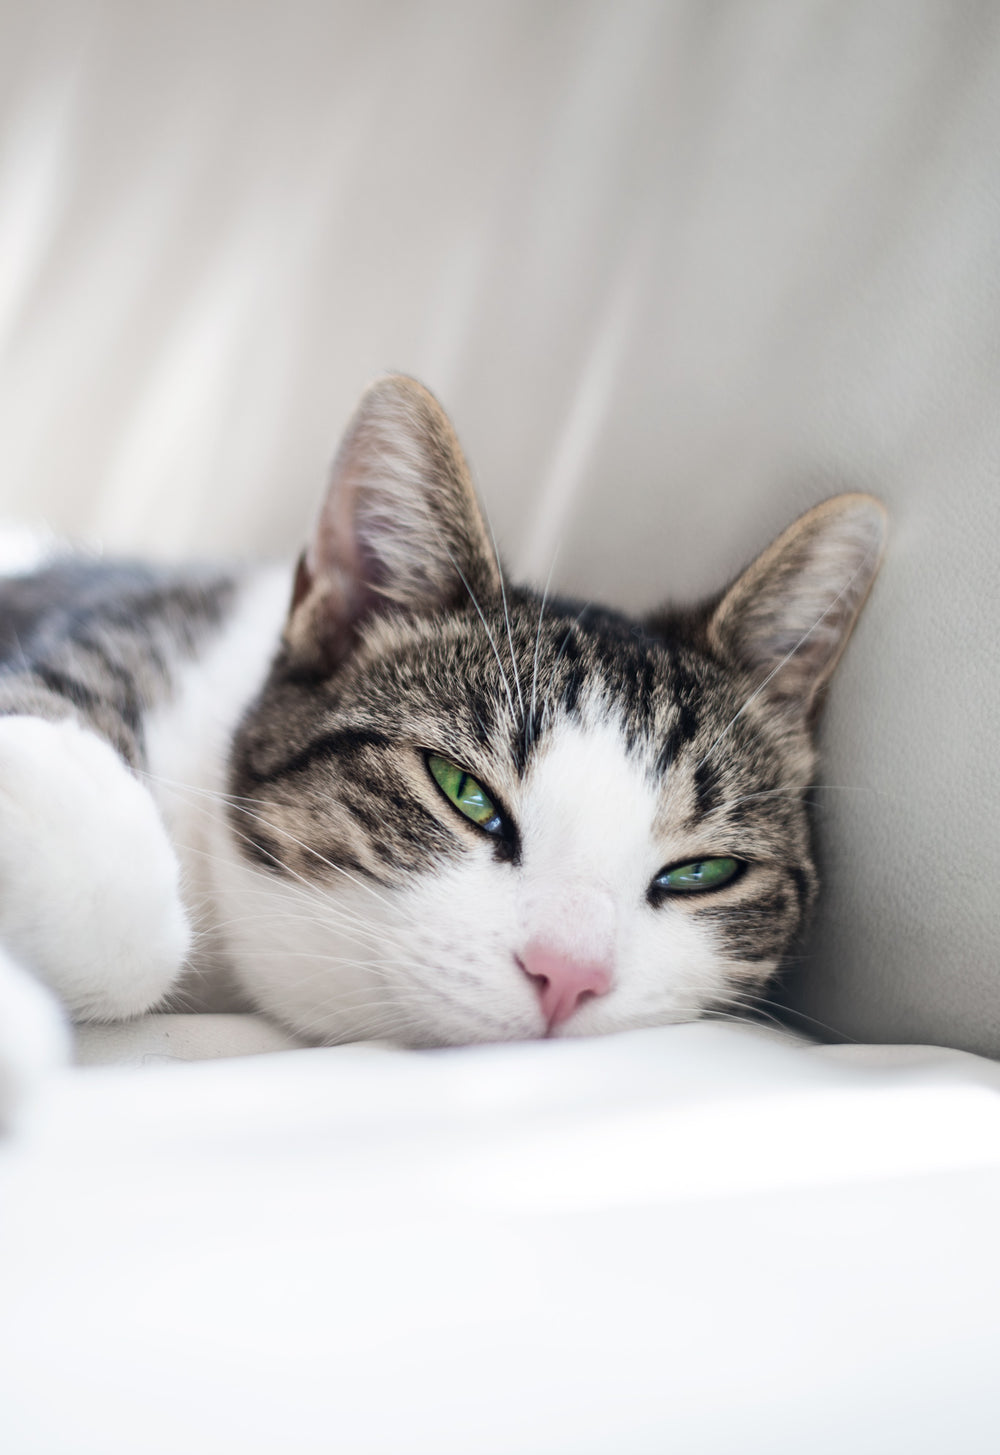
[284,376,501,673]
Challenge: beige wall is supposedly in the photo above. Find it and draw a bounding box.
[1,1,997,1051]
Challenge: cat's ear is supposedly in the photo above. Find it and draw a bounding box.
[706,494,887,720]
[284,376,500,672]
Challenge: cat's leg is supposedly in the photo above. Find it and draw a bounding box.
[0,714,191,1022]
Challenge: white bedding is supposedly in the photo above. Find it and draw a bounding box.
[3,1018,999,1454]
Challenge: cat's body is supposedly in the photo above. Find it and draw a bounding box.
[0,377,885,1106]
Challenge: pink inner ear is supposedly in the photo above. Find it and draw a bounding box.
[286,377,499,666]
[517,941,613,1030]
[285,454,396,671]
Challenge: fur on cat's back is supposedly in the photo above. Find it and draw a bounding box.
[0,375,886,1115]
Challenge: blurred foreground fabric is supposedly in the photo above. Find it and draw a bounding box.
[3,1022,1000,1454]
[0,6,997,1038]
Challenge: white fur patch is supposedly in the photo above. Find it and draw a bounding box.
[212,705,743,1048]
[0,715,190,1020]
[143,566,292,1007]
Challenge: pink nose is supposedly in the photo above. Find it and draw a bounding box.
[517,940,613,1030]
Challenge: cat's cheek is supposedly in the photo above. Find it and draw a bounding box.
[389,859,544,1045]
[551,910,741,1038]
[209,857,409,1044]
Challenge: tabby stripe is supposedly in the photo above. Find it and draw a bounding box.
[788,865,813,915]
[246,727,391,784]
[699,889,795,961]
[75,637,152,691]
[692,757,722,816]
[655,699,699,776]
[32,665,103,712]
[239,828,286,872]
[561,667,583,714]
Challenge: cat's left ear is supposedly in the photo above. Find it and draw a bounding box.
[285,376,500,672]
[706,493,887,721]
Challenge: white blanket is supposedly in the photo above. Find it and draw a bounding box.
[2,1020,999,1453]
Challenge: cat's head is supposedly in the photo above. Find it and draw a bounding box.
[226,376,885,1047]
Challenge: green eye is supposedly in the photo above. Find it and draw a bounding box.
[653,857,741,896]
[427,753,503,833]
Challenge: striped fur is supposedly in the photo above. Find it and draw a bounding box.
[0,377,886,1048]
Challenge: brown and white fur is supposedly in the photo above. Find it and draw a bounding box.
[0,377,886,1112]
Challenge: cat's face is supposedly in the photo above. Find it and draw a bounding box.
[224,377,884,1048]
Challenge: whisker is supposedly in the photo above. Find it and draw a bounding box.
[156,843,388,964]
[527,544,559,756]
[441,543,517,728]
[733,991,861,1044]
[542,599,591,722]
[481,498,525,726]
[143,767,399,915]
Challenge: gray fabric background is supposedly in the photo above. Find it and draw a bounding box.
[0,1,996,1052]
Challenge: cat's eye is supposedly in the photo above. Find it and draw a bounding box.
[651,856,742,898]
[427,753,504,836]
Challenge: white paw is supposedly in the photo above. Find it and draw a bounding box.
[0,715,191,1020]
[0,945,69,1129]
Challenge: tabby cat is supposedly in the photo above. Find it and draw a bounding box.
[0,376,885,1101]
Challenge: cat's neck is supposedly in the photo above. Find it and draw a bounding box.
[144,564,290,1008]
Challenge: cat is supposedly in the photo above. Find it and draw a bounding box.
[0,374,885,1112]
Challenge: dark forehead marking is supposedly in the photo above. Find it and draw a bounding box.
[537,598,666,731]
[655,697,698,777]
[468,693,493,745]
[692,756,723,816]
[644,645,708,777]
